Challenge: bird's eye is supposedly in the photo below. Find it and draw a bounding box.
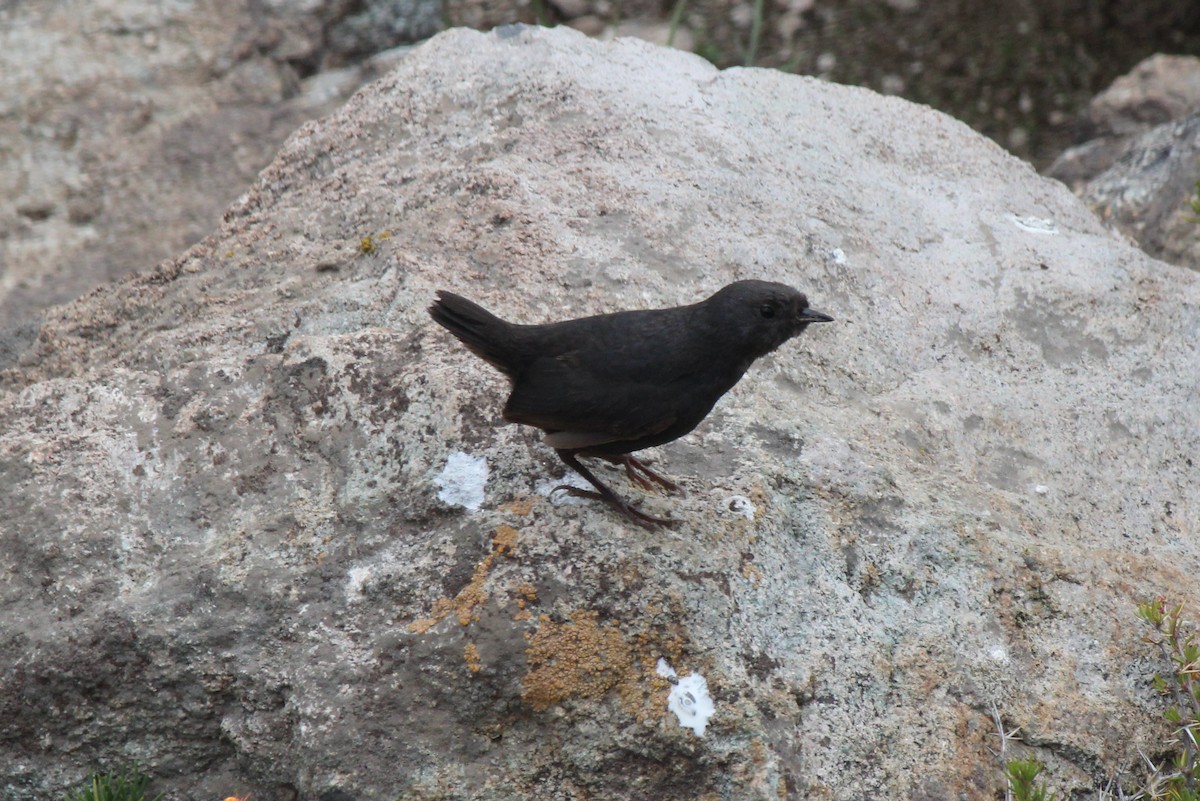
[759,304,776,319]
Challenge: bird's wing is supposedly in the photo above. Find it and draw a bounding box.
[502,350,682,447]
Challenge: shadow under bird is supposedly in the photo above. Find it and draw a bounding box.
[428,280,833,527]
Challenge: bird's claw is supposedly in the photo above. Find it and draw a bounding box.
[550,485,601,501]
[609,456,686,497]
[631,465,685,497]
[550,484,676,528]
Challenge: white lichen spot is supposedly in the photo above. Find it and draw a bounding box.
[657,658,715,737]
[723,494,756,520]
[435,452,488,510]
[345,566,372,603]
[1007,213,1058,235]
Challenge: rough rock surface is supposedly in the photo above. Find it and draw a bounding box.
[0,0,433,367]
[3,25,1199,801]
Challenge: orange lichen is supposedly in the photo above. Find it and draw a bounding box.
[499,497,535,516]
[408,597,457,635]
[513,581,539,621]
[522,611,635,711]
[520,609,691,720]
[464,641,482,673]
[407,525,520,634]
[492,524,518,553]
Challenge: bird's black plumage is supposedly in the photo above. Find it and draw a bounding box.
[429,280,832,526]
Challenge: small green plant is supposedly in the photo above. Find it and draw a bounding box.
[1137,596,1200,800]
[693,41,723,66]
[529,0,555,27]
[1187,174,1200,223]
[63,769,163,801]
[1005,758,1059,801]
[666,0,688,48]
[667,0,763,66]
[743,0,765,66]
[990,704,1059,801]
[359,230,392,255]
[990,601,1200,801]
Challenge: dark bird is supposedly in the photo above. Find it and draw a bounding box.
[429,280,833,527]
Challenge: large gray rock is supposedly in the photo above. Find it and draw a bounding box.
[3,25,1198,801]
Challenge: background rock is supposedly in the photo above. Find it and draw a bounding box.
[1047,55,1200,271]
[0,0,433,367]
[1048,54,1200,190]
[441,0,1200,168]
[3,25,1199,801]
[1075,113,1200,271]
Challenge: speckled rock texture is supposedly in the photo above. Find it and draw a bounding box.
[2,25,1198,801]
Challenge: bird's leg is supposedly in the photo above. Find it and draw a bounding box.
[598,454,685,497]
[553,450,676,528]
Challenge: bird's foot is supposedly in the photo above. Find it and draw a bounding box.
[618,456,686,497]
[550,485,676,528]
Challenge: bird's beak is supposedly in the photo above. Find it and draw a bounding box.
[798,307,834,323]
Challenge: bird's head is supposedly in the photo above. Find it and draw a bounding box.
[705,280,833,358]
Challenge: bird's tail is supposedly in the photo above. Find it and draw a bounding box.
[428,290,521,376]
